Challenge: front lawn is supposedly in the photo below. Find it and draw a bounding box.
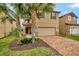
[60,34,79,41]
[0,35,58,56]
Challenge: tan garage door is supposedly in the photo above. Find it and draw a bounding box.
[38,27,56,36]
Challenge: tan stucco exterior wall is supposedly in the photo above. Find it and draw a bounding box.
[0,20,16,38]
[0,12,16,38]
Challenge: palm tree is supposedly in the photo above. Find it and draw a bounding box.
[11,3,29,41]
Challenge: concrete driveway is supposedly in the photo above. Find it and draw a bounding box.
[40,36,79,56]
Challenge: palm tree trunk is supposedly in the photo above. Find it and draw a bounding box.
[16,15,22,41]
[31,8,37,43]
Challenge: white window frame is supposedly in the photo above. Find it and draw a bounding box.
[73,17,76,22]
[51,12,57,19]
[68,16,71,21]
[73,17,76,20]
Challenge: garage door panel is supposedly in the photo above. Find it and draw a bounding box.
[38,28,56,36]
[70,28,79,35]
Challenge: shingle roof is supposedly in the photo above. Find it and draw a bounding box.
[59,12,78,18]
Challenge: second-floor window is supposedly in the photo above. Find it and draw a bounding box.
[51,12,57,19]
[73,17,76,23]
[68,16,71,21]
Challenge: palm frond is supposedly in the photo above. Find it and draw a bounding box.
[0,4,8,14]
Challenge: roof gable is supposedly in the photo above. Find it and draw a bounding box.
[59,12,78,18]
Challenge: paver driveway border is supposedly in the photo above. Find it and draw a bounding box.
[40,36,79,56]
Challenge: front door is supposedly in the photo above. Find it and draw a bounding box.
[25,27,31,34]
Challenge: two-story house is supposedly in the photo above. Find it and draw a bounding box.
[22,11,60,36]
[59,12,79,35]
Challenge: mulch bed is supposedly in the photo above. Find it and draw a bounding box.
[9,39,61,55]
[9,39,51,51]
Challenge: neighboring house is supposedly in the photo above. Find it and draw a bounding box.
[22,11,60,36]
[59,12,79,35]
[0,12,16,38]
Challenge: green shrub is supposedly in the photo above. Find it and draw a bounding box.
[20,38,32,44]
[13,27,21,37]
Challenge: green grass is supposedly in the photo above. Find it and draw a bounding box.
[60,34,79,41]
[0,35,56,56]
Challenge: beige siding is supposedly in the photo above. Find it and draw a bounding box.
[59,16,67,34]
[6,21,11,35]
[0,20,4,38]
[59,13,78,35]
[0,20,16,38]
[12,21,17,30]
[37,20,58,27]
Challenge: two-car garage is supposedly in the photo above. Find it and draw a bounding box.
[38,27,56,36]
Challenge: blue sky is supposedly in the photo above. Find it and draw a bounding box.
[54,3,79,23]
